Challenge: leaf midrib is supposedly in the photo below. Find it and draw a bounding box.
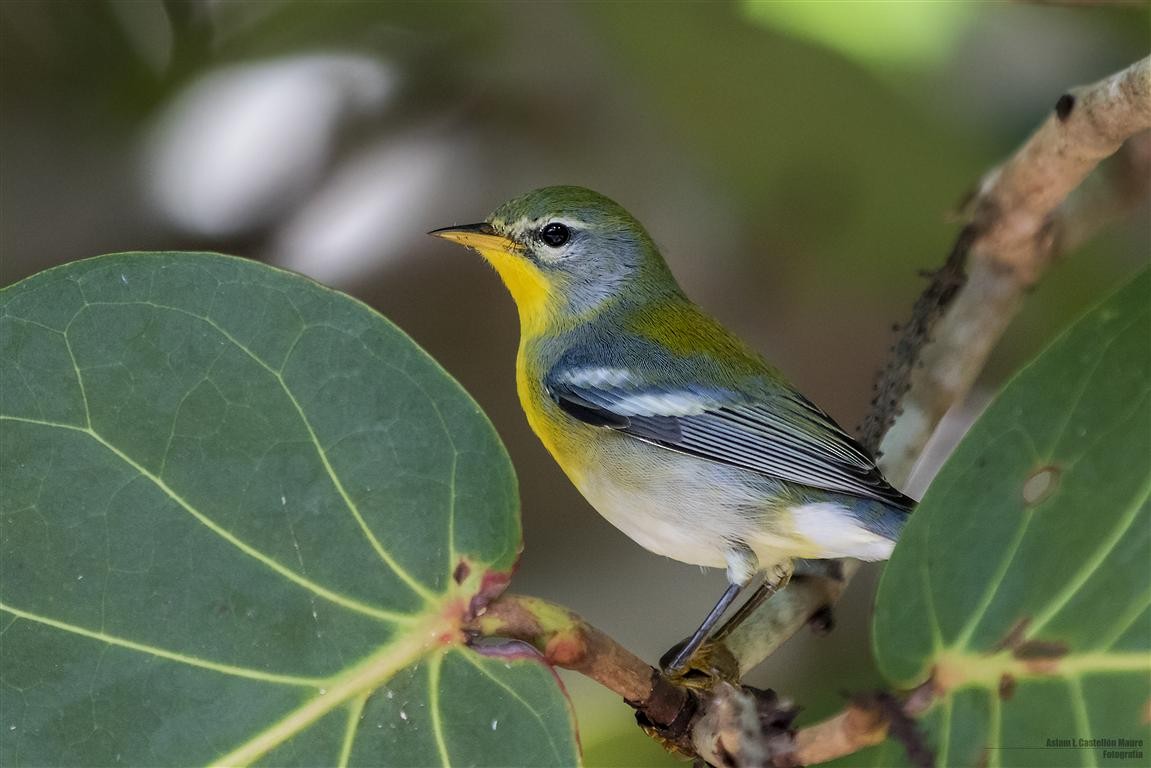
[933,649,1150,693]
[210,611,457,767]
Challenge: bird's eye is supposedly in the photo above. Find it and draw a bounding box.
[539,222,571,248]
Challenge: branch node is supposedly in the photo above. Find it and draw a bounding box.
[1055,92,1076,121]
[864,692,934,768]
[633,673,701,755]
[690,682,800,768]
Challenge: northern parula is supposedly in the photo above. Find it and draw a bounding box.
[431,186,913,670]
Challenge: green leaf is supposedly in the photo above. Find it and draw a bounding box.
[868,268,1150,767]
[0,253,580,766]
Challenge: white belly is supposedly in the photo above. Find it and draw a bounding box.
[573,436,798,572]
[571,434,893,572]
[580,464,734,570]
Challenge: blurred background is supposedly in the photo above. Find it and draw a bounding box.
[2,2,1147,764]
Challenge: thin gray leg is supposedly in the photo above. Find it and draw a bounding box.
[663,581,744,673]
[713,561,794,642]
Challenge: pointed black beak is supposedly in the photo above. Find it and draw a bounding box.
[428,222,514,251]
[427,222,496,237]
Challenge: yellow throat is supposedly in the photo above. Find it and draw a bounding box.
[431,228,555,338]
[474,244,554,338]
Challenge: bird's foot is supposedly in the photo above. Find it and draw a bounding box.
[658,638,740,687]
[661,562,795,679]
[769,561,793,590]
[662,580,744,674]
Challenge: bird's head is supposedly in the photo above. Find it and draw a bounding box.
[430,186,676,331]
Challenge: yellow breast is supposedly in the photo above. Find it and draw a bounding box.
[514,343,595,487]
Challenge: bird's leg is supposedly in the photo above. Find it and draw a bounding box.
[662,547,757,674]
[712,561,793,642]
[662,582,744,673]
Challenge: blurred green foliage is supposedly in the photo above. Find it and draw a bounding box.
[743,0,974,71]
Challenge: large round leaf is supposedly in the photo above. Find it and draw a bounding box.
[0,253,580,766]
[868,268,1150,766]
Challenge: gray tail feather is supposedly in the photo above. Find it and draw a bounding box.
[853,497,914,542]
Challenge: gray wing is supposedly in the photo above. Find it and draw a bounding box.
[546,365,913,509]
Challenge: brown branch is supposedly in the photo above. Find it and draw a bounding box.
[469,593,939,766]
[466,594,696,742]
[1058,130,1151,254]
[880,56,1150,473]
[689,683,800,767]
[789,686,936,768]
[792,701,891,765]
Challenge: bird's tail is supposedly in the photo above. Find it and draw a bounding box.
[789,496,913,561]
[851,496,914,545]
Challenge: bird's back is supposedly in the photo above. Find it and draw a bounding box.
[532,289,914,512]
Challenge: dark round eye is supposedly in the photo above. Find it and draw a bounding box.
[539,222,570,248]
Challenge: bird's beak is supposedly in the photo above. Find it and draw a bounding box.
[428,222,516,252]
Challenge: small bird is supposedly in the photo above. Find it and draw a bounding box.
[431,186,913,671]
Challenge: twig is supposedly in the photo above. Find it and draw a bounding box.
[1058,131,1151,254]
[467,594,696,740]
[690,683,800,767]
[791,699,891,765]
[879,56,1150,472]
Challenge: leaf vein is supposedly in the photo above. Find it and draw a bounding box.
[458,650,568,764]
[987,687,1001,768]
[428,652,453,768]
[952,504,1035,651]
[1068,677,1096,768]
[0,602,323,687]
[1098,596,1150,652]
[1027,474,1151,638]
[140,300,439,604]
[338,693,370,768]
